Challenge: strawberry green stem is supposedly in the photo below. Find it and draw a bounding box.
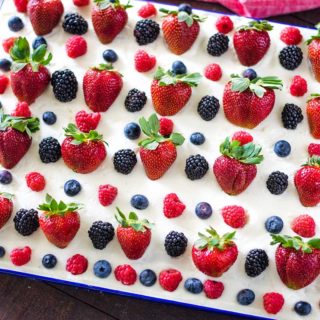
[306,24,320,44]
[94,0,132,10]
[159,8,206,27]
[303,155,320,167]
[154,67,201,87]
[0,192,14,200]
[307,93,320,102]
[238,20,273,32]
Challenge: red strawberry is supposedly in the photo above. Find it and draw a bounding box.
[0,192,14,230]
[151,67,201,116]
[223,74,282,129]
[138,114,185,180]
[28,0,64,36]
[75,110,101,133]
[213,136,263,195]
[306,94,320,138]
[307,24,320,82]
[271,234,320,289]
[233,20,273,66]
[61,123,107,174]
[92,0,131,44]
[10,37,52,105]
[83,64,123,112]
[115,208,153,260]
[192,228,238,277]
[38,194,81,248]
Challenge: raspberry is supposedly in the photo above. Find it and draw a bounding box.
[75,110,101,133]
[263,292,285,314]
[159,269,182,292]
[10,246,31,266]
[280,27,302,45]
[138,3,157,18]
[163,193,186,218]
[2,37,18,53]
[134,49,156,72]
[308,143,320,156]
[73,0,89,6]
[98,184,118,206]
[232,131,253,146]
[159,118,173,136]
[114,264,137,285]
[25,172,46,192]
[215,16,233,34]
[221,205,247,228]
[204,63,222,81]
[66,254,88,275]
[11,102,31,117]
[14,0,28,12]
[66,35,87,58]
[291,214,315,238]
[203,280,224,299]
[0,74,9,94]
[289,75,307,97]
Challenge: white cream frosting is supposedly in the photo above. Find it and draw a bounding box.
[0,1,320,319]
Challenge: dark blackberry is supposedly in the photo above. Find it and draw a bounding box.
[279,45,303,70]
[62,13,88,35]
[124,89,147,112]
[185,154,209,180]
[207,33,229,56]
[39,137,61,163]
[266,171,288,195]
[281,103,303,129]
[245,249,269,277]
[134,19,160,45]
[197,95,220,121]
[164,231,188,257]
[51,69,78,102]
[88,221,115,250]
[14,209,39,236]
[113,149,137,174]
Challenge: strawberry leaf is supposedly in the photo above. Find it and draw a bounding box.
[307,93,320,102]
[177,11,193,27]
[154,67,201,87]
[238,20,273,32]
[0,192,14,200]
[160,7,206,25]
[170,133,185,146]
[64,123,106,144]
[304,156,320,167]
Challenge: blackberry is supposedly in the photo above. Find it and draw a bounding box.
[88,221,115,250]
[62,13,88,35]
[197,95,220,121]
[245,249,269,277]
[51,69,78,102]
[124,89,147,112]
[14,209,39,236]
[207,33,229,56]
[279,45,303,70]
[134,19,160,45]
[39,137,61,163]
[281,103,303,129]
[164,231,188,257]
[185,154,209,180]
[266,171,288,195]
[113,149,137,174]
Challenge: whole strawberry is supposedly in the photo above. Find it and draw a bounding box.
[0,113,40,169]
[233,20,273,66]
[271,234,320,289]
[223,74,282,128]
[307,24,320,82]
[28,0,64,36]
[92,0,132,44]
[38,194,82,248]
[192,227,238,277]
[306,93,320,138]
[0,192,13,230]
[138,114,184,180]
[10,37,52,104]
[151,67,201,116]
[61,124,107,174]
[115,207,154,260]
[83,63,123,112]
[213,136,263,195]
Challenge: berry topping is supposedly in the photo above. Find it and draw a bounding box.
[32,36,47,50]
[242,68,257,80]
[124,88,147,112]
[237,289,255,306]
[103,49,118,63]
[280,27,302,45]
[203,280,224,299]
[190,132,205,145]
[184,278,203,294]
[195,202,212,219]
[291,214,316,238]
[178,3,192,14]
[66,254,88,275]
[25,172,46,192]
[75,110,101,133]
[294,301,312,316]
[114,264,137,285]
[51,69,78,102]
[290,75,307,97]
[14,0,28,12]
[98,184,118,206]
[0,170,12,185]
[263,292,285,314]
[8,16,24,32]
[163,193,186,218]
[134,19,160,45]
[93,260,112,278]
[245,249,269,277]
[221,205,247,228]
[266,171,288,195]
[124,122,141,140]
[164,230,188,257]
[172,60,187,75]
[62,13,88,35]
[14,208,39,236]
[10,246,31,266]
[274,140,291,157]
[113,149,137,175]
[265,216,283,234]
[42,254,57,269]
[159,117,174,137]
[64,179,81,197]
[185,154,209,180]
[0,74,9,94]
[215,16,233,34]
[134,49,156,72]
[66,35,87,58]
[308,143,320,156]
[231,131,253,146]
[204,63,222,81]
[281,103,303,129]
[139,269,157,287]
[0,59,12,72]
[88,221,115,250]
[0,246,5,258]
[2,37,17,53]
[131,194,149,210]
[138,3,157,18]
[159,269,182,292]
[42,111,57,125]
[73,0,89,6]
[11,102,31,118]
[197,95,220,121]
[39,137,62,163]
[207,33,229,56]
[279,45,303,70]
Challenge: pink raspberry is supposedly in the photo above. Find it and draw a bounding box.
[163,193,186,218]
[138,3,157,18]
[159,117,174,136]
[66,254,88,275]
[215,16,233,34]
[2,37,18,53]
[25,172,46,192]
[134,50,156,72]
[11,102,31,118]
[204,63,222,81]
[221,205,247,228]
[232,131,253,146]
[73,0,89,6]
[291,214,316,238]
[14,0,28,12]
[263,292,285,314]
[10,246,31,266]
[203,280,224,299]
[280,27,302,45]
[0,74,9,94]
[159,269,182,292]
[66,36,87,58]
[114,264,137,285]
[308,143,320,156]
[75,110,101,133]
[290,75,307,97]
[98,184,118,206]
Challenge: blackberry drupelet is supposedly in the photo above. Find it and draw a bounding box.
[266,171,288,195]
[88,221,115,250]
[134,19,160,45]
[124,89,147,112]
[51,69,78,102]
[164,231,188,257]
[62,13,88,35]
[207,33,229,56]
[197,95,220,121]
[279,45,303,70]
[113,149,137,174]
[185,154,209,180]
[14,209,39,236]
[281,103,303,129]
[245,249,269,277]
[39,137,62,163]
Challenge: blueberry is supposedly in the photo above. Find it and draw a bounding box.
[184,278,203,294]
[8,16,24,32]
[124,122,141,140]
[190,132,205,145]
[178,3,192,14]
[103,49,118,63]
[42,254,57,269]
[0,170,12,185]
[42,111,57,125]
[0,59,12,72]
[64,179,81,196]
[131,194,149,210]
[265,216,283,234]
[242,68,257,80]
[0,246,5,258]
[172,60,187,75]
[195,202,212,219]
[294,301,312,316]
[274,140,291,157]
[237,289,255,305]
[139,269,157,287]
[93,260,112,278]
[32,36,47,50]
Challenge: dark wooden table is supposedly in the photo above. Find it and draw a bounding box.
[0,1,318,320]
